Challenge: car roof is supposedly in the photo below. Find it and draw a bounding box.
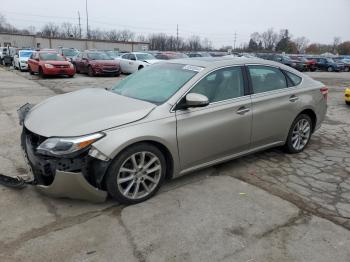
[165,57,282,68]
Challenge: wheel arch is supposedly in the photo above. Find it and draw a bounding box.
[100,139,175,189]
[297,108,317,133]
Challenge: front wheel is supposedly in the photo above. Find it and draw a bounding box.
[28,66,34,75]
[327,66,334,72]
[88,66,95,77]
[285,114,312,154]
[39,67,46,78]
[105,143,166,204]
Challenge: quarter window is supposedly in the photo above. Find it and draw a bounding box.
[285,71,302,86]
[189,67,245,103]
[248,66,287,94]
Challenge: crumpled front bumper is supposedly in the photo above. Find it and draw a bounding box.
[17,104,110,203]
[36,170,107,203]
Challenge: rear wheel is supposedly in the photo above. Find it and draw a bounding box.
[138,65,144,70]
[105,143,166,204]
[345,67,350,72]
[327,66,334,72]
[285,114,312,154]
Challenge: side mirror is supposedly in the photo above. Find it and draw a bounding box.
[185,93,209,108]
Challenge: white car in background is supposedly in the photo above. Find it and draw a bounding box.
[117,52,159,74]
[13,50,34,71]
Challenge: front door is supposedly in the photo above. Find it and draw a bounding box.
[176,66,252,171]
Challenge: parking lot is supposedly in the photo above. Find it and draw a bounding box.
[0,67,350,261]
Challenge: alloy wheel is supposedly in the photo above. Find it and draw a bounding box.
[291,119,311,151]
[117,151,162,200]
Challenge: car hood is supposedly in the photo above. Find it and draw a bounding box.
[24,88,156,137]
[19,57,30,62]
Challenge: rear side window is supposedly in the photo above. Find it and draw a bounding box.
[285,71,302,86]
[248,65,287,94]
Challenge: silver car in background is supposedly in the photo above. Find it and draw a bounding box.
[19,57,328,204]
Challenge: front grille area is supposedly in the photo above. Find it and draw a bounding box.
[54,65,70,68]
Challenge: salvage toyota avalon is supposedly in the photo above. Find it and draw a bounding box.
[17,57,327,204]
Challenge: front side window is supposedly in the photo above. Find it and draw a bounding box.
[248,65,287,94]
[190,67,245,103]
[112,63,199,104]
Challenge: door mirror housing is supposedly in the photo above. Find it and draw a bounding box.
[185,93,209,108]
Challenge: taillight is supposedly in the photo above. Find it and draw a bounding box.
[320,87,328,101]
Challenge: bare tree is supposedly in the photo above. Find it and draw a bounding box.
[250,32,261,43]
[261,28,278,50]
[119,30,135,42]
[41,23,60,38]
[89,28,105,40]
[61,22,74,38]
[294,36,309,53]
[333,37,341,53]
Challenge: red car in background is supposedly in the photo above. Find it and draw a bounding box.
[73,51,121,77]
[289,56,317,72]
[28,51,75,78]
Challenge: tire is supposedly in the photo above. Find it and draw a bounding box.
[138,65,144,70]
[39,67,46,78]
[114,71,121,77]
[68,74,74,78]
[327,66,334,72]
[346,101,350,105]
[88,66,95,77]
[284,114,312,154]
[74,63,80,73]
[345,67,350,72]
[105,143,166,204]
[28,66,34,75]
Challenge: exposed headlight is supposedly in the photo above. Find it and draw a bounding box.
[44,64,54,69]
[37,133,105,156]
[20,60,26,63]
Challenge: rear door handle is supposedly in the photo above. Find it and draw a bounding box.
[236,106,250,115]
[289,95,299,102]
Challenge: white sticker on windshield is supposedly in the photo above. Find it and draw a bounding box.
[182,65,203,72]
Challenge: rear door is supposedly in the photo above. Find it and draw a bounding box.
[176,66,252,170]
[247,65,302,149]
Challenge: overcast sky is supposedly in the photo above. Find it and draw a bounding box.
[2,0,349,47]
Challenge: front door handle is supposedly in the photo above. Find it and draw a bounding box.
[289,95,299,102]
[236,106,250,115]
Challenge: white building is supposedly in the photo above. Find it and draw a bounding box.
[0,32,149,52]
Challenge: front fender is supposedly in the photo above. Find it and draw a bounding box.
[92,116,180,176]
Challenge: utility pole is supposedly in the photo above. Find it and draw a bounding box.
[233,32,237,51]
[78,11,82,39]
[85,0,89,39]
[176,24,179,51]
